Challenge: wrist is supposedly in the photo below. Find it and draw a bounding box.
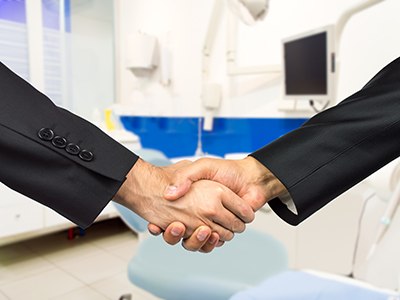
[114,159,164,216]
[242,156,287,203]
[114,159,142,210]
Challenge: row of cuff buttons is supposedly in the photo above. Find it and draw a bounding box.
[38,128,94,162]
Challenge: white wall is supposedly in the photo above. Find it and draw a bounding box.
[69,0,115,120]
[115,0,400,118]
[112,0,400,278]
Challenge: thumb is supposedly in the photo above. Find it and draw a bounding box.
[163,177,193,201]
[164,158,215,200]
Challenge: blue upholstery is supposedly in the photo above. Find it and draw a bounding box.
[114,148,288,300]
[114,202,148,233]
[230,271,399,300]
[128,229,288,300]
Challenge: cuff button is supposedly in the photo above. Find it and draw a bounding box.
[52,136,67,148]
[79,150,94,162]
[38,128,54,141]
[65,143,80,155]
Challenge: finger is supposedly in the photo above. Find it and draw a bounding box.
[163,161,195,201]
[147,223,163,236]
[208,221,235,241]
[208,186,249,234]
[220,187,255,224]
[164,158,217,201]
[182,226,211,252]
[199,232,219,253]
[216,240,225,247]
[162,222,186,245]
[212,210,246,235]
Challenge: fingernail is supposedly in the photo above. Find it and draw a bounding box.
[197,230,209,242]
[208,234,218,245]
[165,185,177,196]
[171,227,183,237]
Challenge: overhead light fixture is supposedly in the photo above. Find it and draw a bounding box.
[201,0,273,131]
[227,0,269,25]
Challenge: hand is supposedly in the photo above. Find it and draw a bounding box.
[114,159,255,241]
[151,222,222,253]
[167,156,285,210]
[148,156,287,251]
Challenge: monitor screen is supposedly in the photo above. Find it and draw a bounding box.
[284,32,328,95]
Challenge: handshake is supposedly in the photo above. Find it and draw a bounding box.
[114,156,287,253]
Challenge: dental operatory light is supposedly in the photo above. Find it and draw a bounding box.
[202,0,272,131]
[227,0,269,25]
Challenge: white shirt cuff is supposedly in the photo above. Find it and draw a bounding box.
[280,192,298,214]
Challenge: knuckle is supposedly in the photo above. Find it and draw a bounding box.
[221,231,234,242]
[197,157,213,170]
[242,206,255,223]
[182,161,192,168]
[215,185,224,195]
[173,168,182,178]
[204,206,218,218]
[249,211,256,222]
[235,201,255,223]
[232,219,245,233]
[197,157,207,164]
[182,241,199,252]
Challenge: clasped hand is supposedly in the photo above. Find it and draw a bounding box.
[114,156,286,253]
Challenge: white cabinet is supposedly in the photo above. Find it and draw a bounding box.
[0,182,118,245]
[0,204,43,237]
[0,183,34,206]
[44,207,73,228]
[0,184,44,239]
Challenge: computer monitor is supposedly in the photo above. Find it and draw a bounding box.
[282,25,335,103]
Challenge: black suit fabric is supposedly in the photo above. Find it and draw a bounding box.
[0,62,138,228]
[251,57,400,225]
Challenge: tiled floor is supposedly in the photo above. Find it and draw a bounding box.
[0,219,161,300]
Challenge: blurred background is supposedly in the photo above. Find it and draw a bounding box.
[1,0,400,299]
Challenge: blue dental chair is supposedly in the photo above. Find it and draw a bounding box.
[114,148,288,300]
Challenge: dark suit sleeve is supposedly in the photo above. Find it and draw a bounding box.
[251,57,400,225]
[0,62,138,228]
